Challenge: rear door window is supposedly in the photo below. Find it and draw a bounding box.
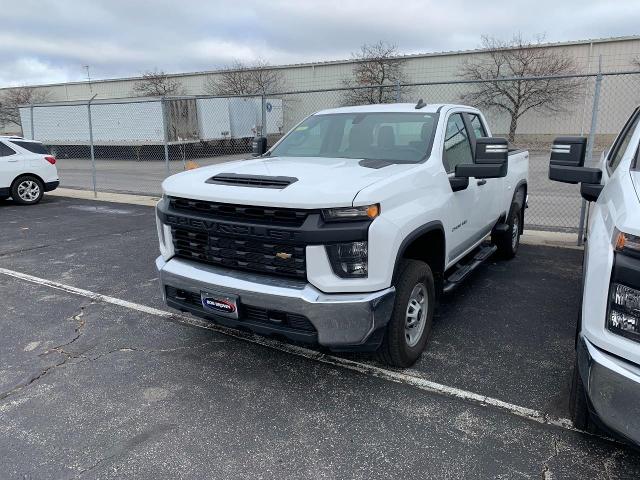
[468,114,487,139]
[0,142,16,157]
[10,141,48,154]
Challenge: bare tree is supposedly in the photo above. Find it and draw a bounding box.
[341,41,408,105]
[132,69,185,96]
[205,60,285,96]
[0,87,51,128]
[460,35,582,142]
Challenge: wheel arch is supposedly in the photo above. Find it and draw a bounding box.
[512,180,527,233]
[11,172,46,189]
[393,221,446,294]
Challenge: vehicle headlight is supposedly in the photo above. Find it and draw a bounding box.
[322,204,379,222]
[326,241,368,278]
[613,228,640,258]
[608,283,640,342]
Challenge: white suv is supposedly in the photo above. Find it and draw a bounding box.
[0,136,59,205]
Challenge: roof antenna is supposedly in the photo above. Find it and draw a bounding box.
[415,98,426,109]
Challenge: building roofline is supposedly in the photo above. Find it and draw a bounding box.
[3,35,640,91]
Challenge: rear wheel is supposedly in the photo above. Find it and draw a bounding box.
[378,259,435,368]
[493,202,521,259]
[11,176,44,205]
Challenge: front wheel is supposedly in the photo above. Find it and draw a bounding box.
[493,202,521,259]
[377,259,435,368]
[11,176,44,205]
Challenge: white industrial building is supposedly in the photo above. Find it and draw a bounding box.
[3,36,640,145]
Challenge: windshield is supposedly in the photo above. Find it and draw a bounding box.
[271,112,438,163]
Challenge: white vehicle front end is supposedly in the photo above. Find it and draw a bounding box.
[549,115,640,445]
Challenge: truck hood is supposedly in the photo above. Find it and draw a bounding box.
[162,156,417,208]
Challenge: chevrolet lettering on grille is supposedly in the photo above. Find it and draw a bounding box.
[164,214,301,241]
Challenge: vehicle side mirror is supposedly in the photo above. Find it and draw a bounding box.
[455,137,509,179]
[548,136,601,184]
[580,183,604,202]
[252,136,267,157]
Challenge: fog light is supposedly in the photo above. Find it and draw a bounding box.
[608,283,640,341]
[326,241,368,278]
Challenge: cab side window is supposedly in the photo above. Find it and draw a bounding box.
[608,113,640,173]
[468,114,487,139]
[0,142,16,157]
[443,113,473,173]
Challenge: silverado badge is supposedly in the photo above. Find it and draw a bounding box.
[276,252,292,260]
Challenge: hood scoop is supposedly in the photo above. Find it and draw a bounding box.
[206,173,298,189]
[359,159,393,169]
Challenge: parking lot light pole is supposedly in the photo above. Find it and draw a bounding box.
[87,94,98,198]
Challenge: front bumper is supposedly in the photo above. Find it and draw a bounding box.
[156,256,395,348]
[577,335,640,445]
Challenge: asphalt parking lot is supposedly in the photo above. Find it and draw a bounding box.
[1,195,640,479]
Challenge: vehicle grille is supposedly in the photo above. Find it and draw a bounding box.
[169,197,309,227]
[172,227,306,279]
[165,286,316,333]
[168,197,311,279]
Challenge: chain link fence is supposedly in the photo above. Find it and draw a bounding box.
[17,71,640,235]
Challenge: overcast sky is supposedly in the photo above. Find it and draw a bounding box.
[2,0,639,87]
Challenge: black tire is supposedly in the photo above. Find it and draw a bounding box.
[378,259,435,368]
[11,175,44,205]
[493,202,521,259]
[569,358,592,431]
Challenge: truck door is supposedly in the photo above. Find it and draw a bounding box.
[442,113,489,263]
[464,113,503,227]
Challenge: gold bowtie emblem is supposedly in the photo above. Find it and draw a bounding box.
[275,252,292,260]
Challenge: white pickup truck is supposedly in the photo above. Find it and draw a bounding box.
[155,102,529,367]
[549,108,640,445]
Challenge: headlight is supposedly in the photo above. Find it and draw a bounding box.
[608,283,640,342]
[322,204,379,222]
[613,228,640,258]
[326,241,368,278]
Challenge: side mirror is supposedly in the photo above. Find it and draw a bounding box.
[548,136,601,184]
[252,136,267,157]
[455,137,509,179]
[580,183,604,202]
[449,177,469,192]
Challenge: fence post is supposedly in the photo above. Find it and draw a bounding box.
[29,104,35,140]
[261,95,267,137]
[577,57,603,246]
[161,97,170,176]
[87,94,98,198]
[395,79,401,102]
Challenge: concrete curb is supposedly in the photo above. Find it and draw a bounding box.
[49,188,581,249]
[48,188,160,207]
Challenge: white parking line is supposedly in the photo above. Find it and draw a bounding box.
[1,266,577,432]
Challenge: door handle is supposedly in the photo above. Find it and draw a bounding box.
[477,179,487,186]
